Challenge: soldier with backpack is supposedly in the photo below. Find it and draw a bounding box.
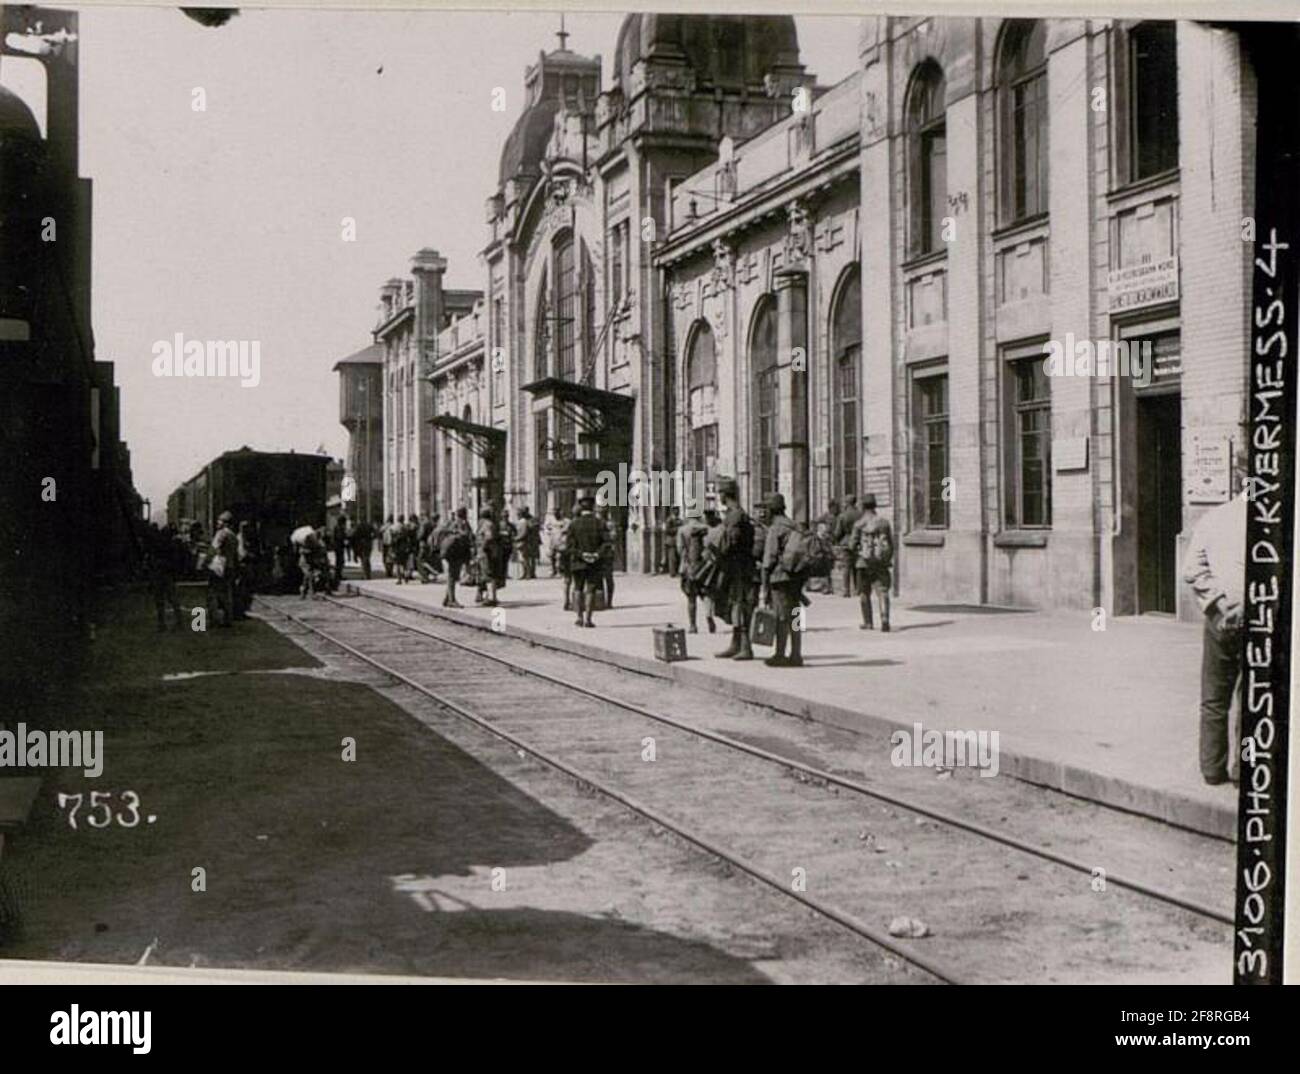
[713,479,756,661]
[850,494,894,631]
[761,494,836,667]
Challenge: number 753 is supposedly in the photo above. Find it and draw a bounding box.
[56,791,144,830]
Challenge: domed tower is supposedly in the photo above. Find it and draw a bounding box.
[593,15,812,572]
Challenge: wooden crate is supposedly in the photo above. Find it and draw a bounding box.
[652,625,688,663]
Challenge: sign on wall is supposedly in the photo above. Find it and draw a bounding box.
[1186,434,1232,503]
[1053,437,1088,472]
[1107,256,1179,314]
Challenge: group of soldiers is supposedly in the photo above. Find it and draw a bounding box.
[366,507,543,609]
[664,485,894,667]
[142,511,258,630]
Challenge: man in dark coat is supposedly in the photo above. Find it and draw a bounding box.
[761,492,805,667]
[331,515,349,591]
[834,496,862,597]
[566,494,606,628]
[713,479,755,661]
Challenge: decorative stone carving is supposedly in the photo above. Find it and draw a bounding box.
[710,239,734,292]
[784,199,812,268]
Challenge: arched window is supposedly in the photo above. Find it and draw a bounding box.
[907,62,947,257]
[533,270,549,382]
[686,321,718,477]
[582,246,597,378]
[831,267,861,502]
[998,20,1048,223]
[750,297,779,501]
[554,234,576,380]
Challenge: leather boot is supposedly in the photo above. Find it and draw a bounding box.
[715,628,740,659]
[733,632,754,661]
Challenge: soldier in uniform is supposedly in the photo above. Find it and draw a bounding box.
[147,523,185,631]
[351,517,375,580]
[436,507,473,608]
[676,509,715,634]
[474,508,500,606]
[518,506,541,580]
[380,514,396,577]
[713,479,755,661]
[554,508,573,609]
[761,492,806,667]
[598,506,618,609]
[332,514,349,591]
[566,494,606,628]
[750,499,770,614]
[662,506,682,577]
[850,494,894,631]
[209,510,239,627]
[834,496,862,597]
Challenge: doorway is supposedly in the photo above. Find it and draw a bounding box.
[1136,391,1182,613]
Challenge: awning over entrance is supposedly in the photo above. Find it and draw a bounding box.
[521,377,635,440]
[427,413,506,461]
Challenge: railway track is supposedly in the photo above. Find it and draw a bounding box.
[255,592,1233,984]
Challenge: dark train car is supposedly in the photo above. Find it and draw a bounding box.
[169,448,329,550]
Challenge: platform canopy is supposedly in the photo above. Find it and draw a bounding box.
[520,377,635,440]
[427,413,506,461]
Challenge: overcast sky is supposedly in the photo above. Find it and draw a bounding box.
[3,8,861,512]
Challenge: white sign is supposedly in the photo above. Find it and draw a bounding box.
[1053,437,1088,472]
[1187,435,1231,503]
[1108,256,1179,314]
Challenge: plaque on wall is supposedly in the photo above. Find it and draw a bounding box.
[1187,434,1231,503]
[863,467,892,508]
[1053,437,1089,472]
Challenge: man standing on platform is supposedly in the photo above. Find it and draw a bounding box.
[662,506,682,577]
[851,494,893,631]
[1182,487,1248,786]
[713,479,755,662]
[834,496,861,597]
[518,506,541,580]
[761,492,804,667]
[566,494,605,628]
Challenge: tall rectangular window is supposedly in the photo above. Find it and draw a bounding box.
[555,238,576,380]
[911,371,949,529]
[1006,355,1052,528]
[1129,22,1179,181]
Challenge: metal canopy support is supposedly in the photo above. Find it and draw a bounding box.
[427,414,506,462]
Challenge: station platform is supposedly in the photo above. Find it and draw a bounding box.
[347,565,1238,841]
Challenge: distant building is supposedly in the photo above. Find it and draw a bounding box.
[332,342,383,523]
[373,250,482,518]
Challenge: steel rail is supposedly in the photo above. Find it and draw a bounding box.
[256,596,962,984]
[323,591,1235,930]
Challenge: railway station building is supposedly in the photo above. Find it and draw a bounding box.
[369,14,1260,617]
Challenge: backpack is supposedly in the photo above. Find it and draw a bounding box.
[858,521,893,567]
[780,528,834,578]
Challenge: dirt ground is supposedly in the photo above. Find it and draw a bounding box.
[0,591,916,983]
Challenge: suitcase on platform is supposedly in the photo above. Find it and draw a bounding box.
[653,625,688,663]
[750,606,778,647]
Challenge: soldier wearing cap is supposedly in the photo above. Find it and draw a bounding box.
[209,510,239,627]
[761,491,805,666]
[566,493,606,627]
[713,478,756,661]
[850,493,894,631]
